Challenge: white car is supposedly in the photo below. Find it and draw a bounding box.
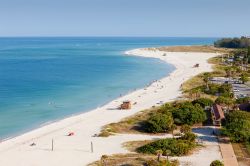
[233,89,240,92]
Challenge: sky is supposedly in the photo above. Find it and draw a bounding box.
[0,0,250,37]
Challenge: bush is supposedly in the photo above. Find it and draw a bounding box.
[215,96,234,106]
[180,124,192,134]
[198,83,233,97]
[137,133,196,156]
[171,102,207,125]
[180,132,197,142]
[192,98,214,108]
[210,160,224,166]
[223,111,250,142]
[146,159,179,166]
[145,113,174,133]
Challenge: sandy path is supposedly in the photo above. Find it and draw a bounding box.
[0,48,220,166]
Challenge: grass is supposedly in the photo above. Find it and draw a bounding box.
[181,73,204,92]
[98,108,158,136]
[123,140,155,152]
[157,45,233,53]
[232,143,250,166]
[88,153,180,166]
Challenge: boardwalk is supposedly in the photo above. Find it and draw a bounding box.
[219,137,239,166]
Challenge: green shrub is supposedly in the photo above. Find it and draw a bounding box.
[137,133,196,156]
[146,159,179,166]
[180,132,197,142]
[192,98,214,108]
[145,113,174,133]
[180,124,192,134]
[223,111,250,142]
[197,83,233,97]
[171,102,207,125]
[210,160,224,166]
[215,96,234,105]
[236,97,250,104]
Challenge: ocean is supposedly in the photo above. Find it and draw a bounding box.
[0,37,217,139]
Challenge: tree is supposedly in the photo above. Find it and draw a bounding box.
[224,111,250,142]
[248,46,250,63]
[188,88,201,100]
[171,102,207,125]
[164,149,171,161]
[224,66,235,79]
[192,98,214,108]
[146,113,174,133]
[214,37,250,48]
[215,96,234,108]
[240,73,249,84]
[236,97,250,104]
[156,149,163,162]
[203,72,211,90]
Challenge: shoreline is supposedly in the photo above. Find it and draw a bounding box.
[0,48,220,166]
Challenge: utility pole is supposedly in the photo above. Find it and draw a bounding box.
[52,139,54,151]
[91,141,93,153]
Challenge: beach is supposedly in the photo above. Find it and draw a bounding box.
[0,48,221,166]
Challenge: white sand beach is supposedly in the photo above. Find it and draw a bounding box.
[0,48,222,166]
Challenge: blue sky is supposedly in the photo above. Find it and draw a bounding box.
[0,0,249,37]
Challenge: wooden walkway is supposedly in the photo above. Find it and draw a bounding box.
[218,137,239,166]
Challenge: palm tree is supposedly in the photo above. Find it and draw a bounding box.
[189,88,201,100]
[225,67,232,78]
[164,150,171,162]
[156,149,163,162]
[203,72,211,91]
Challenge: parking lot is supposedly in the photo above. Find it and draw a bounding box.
[210,77,250,99]
[232,83,250,98]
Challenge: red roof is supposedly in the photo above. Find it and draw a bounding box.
[213,104,225,120]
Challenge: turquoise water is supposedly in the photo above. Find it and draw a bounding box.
[0,37,217,139]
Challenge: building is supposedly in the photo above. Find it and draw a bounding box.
[238,102,250,112]
[211,104,225,126]
[120,100,132,110]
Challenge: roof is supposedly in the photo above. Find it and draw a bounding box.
[212,104,225,120]
[238,103,250,111]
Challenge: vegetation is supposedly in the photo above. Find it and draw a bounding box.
[192,98,214,108]
[214,37,250,48]
[240,73,250,84]
[200,83,233,97]
[158,45,231,53]
[236,97,250,104]
[137,132,197,156]
[210,160,224,166]
[223,111,250,142]
[215,96,234,106]
[169,102,207,125]
[145,113,174,133]
[88,153,180,166]
[180,124,192,134]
